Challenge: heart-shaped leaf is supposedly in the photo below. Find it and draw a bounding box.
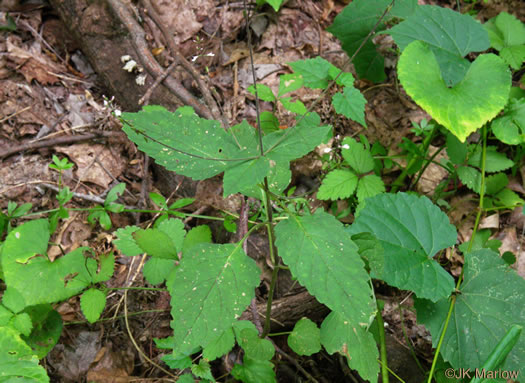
[398,41,511,142]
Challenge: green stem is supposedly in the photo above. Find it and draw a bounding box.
[409,146,445,190]
[427,125,488,383]
[391,125,437,193]
[106,286,166,291]
[262,262,280,338]
[267,331,292,337]
[376,304,389,383]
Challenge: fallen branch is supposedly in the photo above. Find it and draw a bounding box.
[106,0,213,120]
[0,131,127,159]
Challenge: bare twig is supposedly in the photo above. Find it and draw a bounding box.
[273,342,320,383]
[140,0,225,126]
[139,61,177,106]
[106,0,213,119]
[0,131,127,159]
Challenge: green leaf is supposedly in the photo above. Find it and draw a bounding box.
[260,111,279,134]
[485,12,525,69]
[80,288,106,323]
[398,41,511,142]
[12,203,32,218]
[493,188,524,208]
[415,249,525,376]
[191,359,214,380]
[247,84,276,102]
[356,175,385,202]
[258,0,285,12]
[183,225,212,253]
[114,226,142,256]
[264,113,331,163]
[328,66,356,88]
[150,192,167,209]
[21,305,62,359]
[0,326,50,382]
[317,169,358,200]
[341,137,374,174]
[134,218,185,259]
[167,243,260,354]
[458,229,501,254]
[321,311,379,383]
[347,193,457,301]
[445,133,467,165]
[143,258,175,285]
[91,253,115,283]
[275,210,375,327]
[327,0,418,82]
[2,288,26,313]
[237,328,275,360]
[232,356,276,383]
[202,327,235,361]
[288,318,321,356]
[351,232,385,277]
[491,98,525,145]
[133,229,178,259]
[223,156,271,196]
[176,374,196,383]
[240,160,292,199]
[289,57,332,89]
[280,97,307,115]
[388,5,490,86]
[468,146,514,173]
[1,220,92,308]
[122,106,258,180]
[278,73,303,97]
[332,87,367,127]
[457,166,482,194]
[471,325,522,383]
[12,313,32,336]
[105,183,125,206]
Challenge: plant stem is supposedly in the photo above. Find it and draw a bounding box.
[262,262,280,338]
[391,124,437,193]
[376,305,389,383]
[427,125,488,383]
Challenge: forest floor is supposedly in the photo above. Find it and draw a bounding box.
[0,0,524,382]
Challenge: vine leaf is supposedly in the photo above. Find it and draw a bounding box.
[398,41,511,142]
[166,243,260,355]
[415,249,525,377]
[0,220,93,308]
[122,106,243,179]
[387,5,490,86]
[288,318,321,356]
[317,169,358,200]
[327,0,417,82]
[321,311,379,383]
[485,12,525,69]
[0,326,50,382]
[491,98,525,145]
[123,107,330,197]
[347,193,457,301]
[332,87,367,127]
[275,210,375,327]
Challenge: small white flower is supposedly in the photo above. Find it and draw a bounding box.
[191,55,199,62]
[114,109,122,117]
[323,147,332,153]
[120,55,132,63]
[103,100,108,107]
[342,144,350,149]
[123,60,137,72]
[136,74,146,86]
[205,52,215,57]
